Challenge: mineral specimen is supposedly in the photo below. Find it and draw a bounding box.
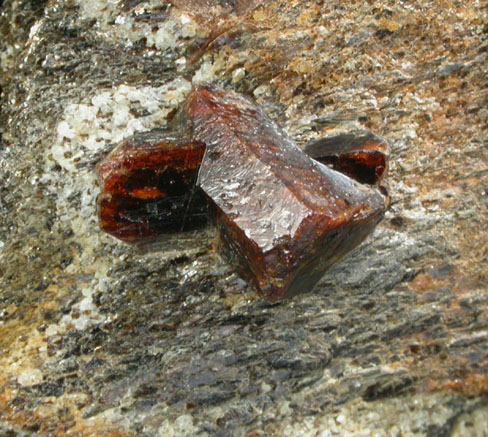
[97,85,389,301]
[186,85,388,300]
[304,131,389,186]
[97,130,207,243]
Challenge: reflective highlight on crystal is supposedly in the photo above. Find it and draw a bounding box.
[186,85,387,301]
[97,85,389,300]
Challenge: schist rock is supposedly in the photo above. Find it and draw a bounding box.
[186,85,388,301]
[97,85,389,301]
[304,131,389,186]
[97,130,207,243]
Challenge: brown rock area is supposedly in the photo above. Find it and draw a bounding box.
[0,0,487,435]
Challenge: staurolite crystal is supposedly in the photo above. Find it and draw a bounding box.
[304,131,389,186]
[186,85,388,301]
[97,84,389,300]
[97,130,207,243]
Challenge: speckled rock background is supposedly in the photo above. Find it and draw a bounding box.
[0,0,487,435]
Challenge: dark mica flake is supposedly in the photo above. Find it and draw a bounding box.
[97,85,389,301]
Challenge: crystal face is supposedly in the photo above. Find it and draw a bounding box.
[97,130,207,243]
[186,85,387,301]
[304,131,389,186]
[97,85,389,301]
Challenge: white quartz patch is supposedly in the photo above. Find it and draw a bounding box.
[47,77,191,246]
[42,79,192,332]
[18,368,43,387]
[75,0,202,50]
[51,78,191,173]
[158,414,197,437]
[48,79,191,248]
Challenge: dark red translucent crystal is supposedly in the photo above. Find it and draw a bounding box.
[186,85,388,301]
[96,85,390,300]
[304,131,389,186]
[97,130,207,243]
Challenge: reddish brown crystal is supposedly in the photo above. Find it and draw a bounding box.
[304,132,389,186]
[96,85,390,300]
[97,130,207,243]
[186,85,387,301]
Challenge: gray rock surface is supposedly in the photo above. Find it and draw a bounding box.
[0,0,487,435]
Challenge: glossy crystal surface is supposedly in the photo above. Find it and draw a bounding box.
[187,85,387,301]
[97,130,207,243]
[304,131,389,186]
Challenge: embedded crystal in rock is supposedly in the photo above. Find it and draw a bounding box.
[187,85,387,301]
[97,130,207,243]
[304,131,389,186]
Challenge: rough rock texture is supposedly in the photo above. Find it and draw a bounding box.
[0,0,487,436]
